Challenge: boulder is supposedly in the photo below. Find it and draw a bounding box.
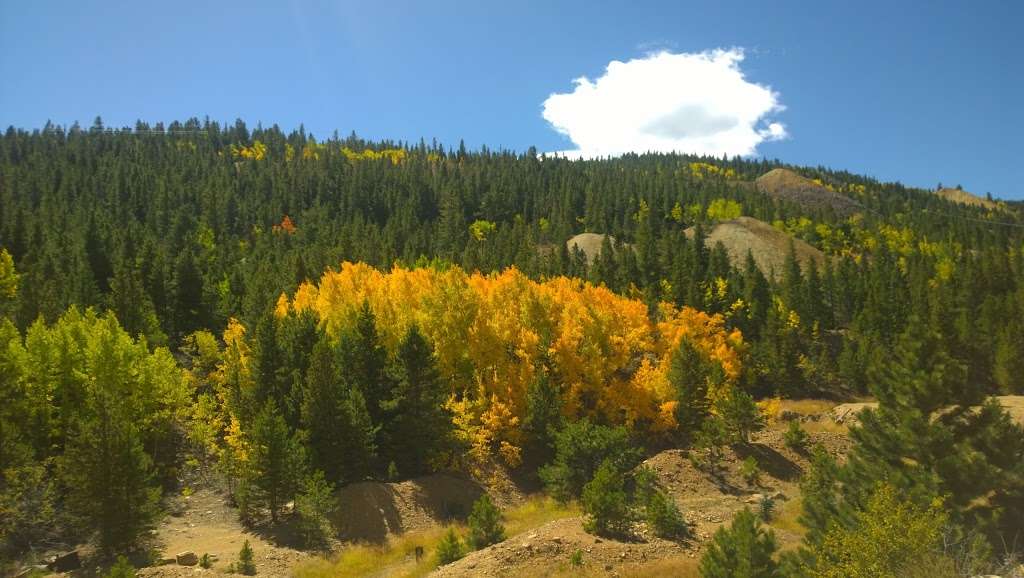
[176,551,199,566]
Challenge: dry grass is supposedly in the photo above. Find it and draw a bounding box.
[621,556,701,577]
[294,495,578,578]
[779,399,838,416]
[935,187,998,210]
[504,495,580,536]
[800,419,849,435]
[294,524,455,578]
[545,555,701,578]
[769,496,806,543]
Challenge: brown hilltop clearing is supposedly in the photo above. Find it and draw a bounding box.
[755,168,862,217]
[566,232,620,265]
[685,216,826,280]
[934,187,1000,210]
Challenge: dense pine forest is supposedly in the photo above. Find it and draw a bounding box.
[2,118,1024,576]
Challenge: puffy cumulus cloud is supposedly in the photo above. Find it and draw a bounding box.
[542,49,787,158]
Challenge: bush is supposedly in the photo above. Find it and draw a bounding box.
[740,456,761,486]
[644,490,688,539]
[539,420,643,501]
[467,495,505,550]
[802,483,949,577]
[581,460,635,536]
[199,553,212,569]
[570,549,584,567]
[436,527,464,565]
[783,421,809,452]
[238,540,256,575]
[758,494,775,522]
[104,556,136,578]
[295,470,337,548]
[699,508,780,578]
[634,467,688,539]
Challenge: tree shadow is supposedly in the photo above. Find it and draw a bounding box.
[732,443,802,482]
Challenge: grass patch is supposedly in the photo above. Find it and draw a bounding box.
[294,495,579,578]
[778,399,838,416]
[769,495,806,541]
[295,524,458,578]
[504,495,580,536]
[621,556,701,577]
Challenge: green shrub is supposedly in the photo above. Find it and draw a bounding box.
[104,556,136,578]
[467,495,505,550]
[199,553,212,569]
[719,390,764,443]
[758,495,775,522]
[539,420,643,502]
[295,470,337,548]
[581,460,634,536]
[783,421,809,452]
[740,456,761,486]
[436,527,464,565]
[644,490,688,539]
[238,540,256,575]
[694,417,729,474]
[570,549,584,567]
[634,467,688,539]
[700,508,780,578]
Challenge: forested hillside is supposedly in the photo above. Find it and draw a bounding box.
[2,119,1024,576]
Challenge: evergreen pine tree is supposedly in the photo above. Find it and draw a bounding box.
[382,324,451,476]
[668,338,721,437]
[699,508,781,578]
[467,494,505,550]
[61,326,160,554]
[581,460,634,537]
[245,400,306,523]
[302,335,376,483]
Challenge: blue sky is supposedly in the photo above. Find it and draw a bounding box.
[2,0,1021,198]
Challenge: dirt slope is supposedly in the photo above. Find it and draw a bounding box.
[566,233,618,265]
[332,473,497,543]
[755,168,862,217]
[431,429,850,577]
[685,216,826,279]
[934,187,999,210]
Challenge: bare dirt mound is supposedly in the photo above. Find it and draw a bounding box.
[431,429,852,577]
[332,474,489,543]
[430,516,694,578]
[686,216,826,279]
[566,233,617,265]
[755,168,862,217]
[935,187,999,210]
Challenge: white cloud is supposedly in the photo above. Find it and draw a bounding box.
[542,49,787,158]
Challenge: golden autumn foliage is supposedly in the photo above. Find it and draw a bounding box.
[275,262,744,466]
[231,140,267,161]
[688,162,738,180]
[341,147,407,164]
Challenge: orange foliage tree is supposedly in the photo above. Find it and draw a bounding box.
[273,262,744,468]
